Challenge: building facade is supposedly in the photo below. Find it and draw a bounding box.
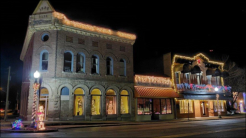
[20,0,136,121]
[164,52,232,118]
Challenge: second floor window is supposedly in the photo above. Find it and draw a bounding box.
[106,57,113,75]
[40,51,48,71]
[175,72,180,84]
[185,73,190,84]
[64,52,73,72]
[76,53,85,73]
[119,59,126,76]
[91,55,99,74]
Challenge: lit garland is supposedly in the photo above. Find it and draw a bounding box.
[31,82,40,128]
[53,12,136,40]
[171,53,225,91]
[37,106,45,130]
[12,119,24,129]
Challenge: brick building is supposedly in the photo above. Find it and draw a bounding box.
[20,0,136,121]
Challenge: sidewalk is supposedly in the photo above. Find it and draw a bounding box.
[1,113,245,130]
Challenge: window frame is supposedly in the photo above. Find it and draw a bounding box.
[63,51,74,72]
[39,50,49,71]
[76,53,85,73]
[91,55,99,74]
[106,57,113,75]
[119,59,126,76]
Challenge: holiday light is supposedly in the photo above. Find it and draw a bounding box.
[12,119,24,129]
[134,75,172,87]
[37,106,45,130]
[171,53,225,91]
[53,12,136,40]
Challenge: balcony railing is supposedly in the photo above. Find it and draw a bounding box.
[176,83,231,94]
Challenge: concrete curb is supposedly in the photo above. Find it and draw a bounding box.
[1,127,58,133]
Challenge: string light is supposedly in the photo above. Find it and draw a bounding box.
[53,12,136,40]
[171,53,225,91]
[135,75,172,87]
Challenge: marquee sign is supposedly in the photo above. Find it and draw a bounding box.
[134,75,172,88]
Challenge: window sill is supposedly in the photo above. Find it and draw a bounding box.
[76,72,86,75]
[62,71,73,73]
[90,73,100,76]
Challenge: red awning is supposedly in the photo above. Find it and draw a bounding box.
[134,86,180,98]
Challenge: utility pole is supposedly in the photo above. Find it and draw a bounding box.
[4,66,11,121]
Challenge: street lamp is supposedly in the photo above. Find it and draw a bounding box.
[215,87,218,92]
[31,71,40,128]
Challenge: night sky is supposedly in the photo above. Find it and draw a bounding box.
[1,0,246,103]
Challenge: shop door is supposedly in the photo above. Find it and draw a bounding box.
[151,99,160,120]
[39,96,48,120]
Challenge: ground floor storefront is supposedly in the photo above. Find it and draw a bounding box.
[176,99,227,118]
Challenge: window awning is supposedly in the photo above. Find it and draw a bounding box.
[134,86,180,98]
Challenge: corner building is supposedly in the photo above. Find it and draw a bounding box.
[20,0,136,121]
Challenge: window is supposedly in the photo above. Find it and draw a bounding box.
[91,89,101,115]
[175,72,180,84]
[106,89,116,115]
[91,55,99,74]
[119,59,126,76]
[120,46,125,52]
[66,36,73,43]
[40,51,48,71]
[161,99,172,114]
[61,87,69,95]
[41,33,49,42]
[179,100,193,114]
[120,90,129,114]
[92,41,98,47]
[74,88,84,116]
[185,73,190,84]
[216,76,220,86]
[137,98,151,115]
[76,53,85,73]
[64,52,73,72]
[207,75,212,85]
[213,100,224,112]
[106,57,113,75]
[106,44,112,49]
[78,38,85,45]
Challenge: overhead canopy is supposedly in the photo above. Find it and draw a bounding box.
[206,68,214,76]
[183,94,232,100]
[213,68,221,76]
[134,87,179,98]
[191,65,201,74]
[181,63,192,73]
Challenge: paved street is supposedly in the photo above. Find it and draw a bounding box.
[1,118,245,137]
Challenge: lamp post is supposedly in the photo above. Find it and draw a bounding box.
[31,71,40,128]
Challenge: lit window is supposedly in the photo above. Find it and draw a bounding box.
[76,53,85,73]
[119,59,126,76]
[64,52,73,72]
[91,89,101,115]
[161,99,172,114]
[91,55,99,74]
[137,98,151,115]
[179,100,193,114]
[106,89,116,115]
[213,100,224,112]
[106,57,113,75]
[40,51,48,71]
[120,90,129,114]
[175,72,180,84]
[74,88,84,116]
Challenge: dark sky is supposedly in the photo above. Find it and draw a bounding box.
[1,0,246,97]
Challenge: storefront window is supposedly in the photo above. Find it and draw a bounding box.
[161,99,172,114]
[74,88,84,116]
[120,90,129,114]
[91,89,101,115]
[137,98,151,115]
[180,100,193,114]
[214,100,224,112]
[106,89,116,115]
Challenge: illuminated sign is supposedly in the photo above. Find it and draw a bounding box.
[134,75,172,88]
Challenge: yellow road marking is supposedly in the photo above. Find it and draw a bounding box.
[155,127,246,138]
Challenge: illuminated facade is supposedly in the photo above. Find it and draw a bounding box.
[134,75,179,121]
[20,0,135,121]
[164,52,232,118]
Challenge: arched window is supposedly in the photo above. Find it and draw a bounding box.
[40,51,48,71]
[120,90,129,114]
[76,53,85,73]
[106,89,116,115]
[106,57,113,75]
[119,59,126,76]
[74,88,85,116]
[91,55,99,74]
[64,51,73,72]
[61,87,69,95]
[91,89,101,115]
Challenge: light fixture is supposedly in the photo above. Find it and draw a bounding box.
[215,87,218,91]
[34,70,40,79]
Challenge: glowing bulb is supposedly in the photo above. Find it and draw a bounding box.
[215,87,218,91]
[34,70,40,78]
